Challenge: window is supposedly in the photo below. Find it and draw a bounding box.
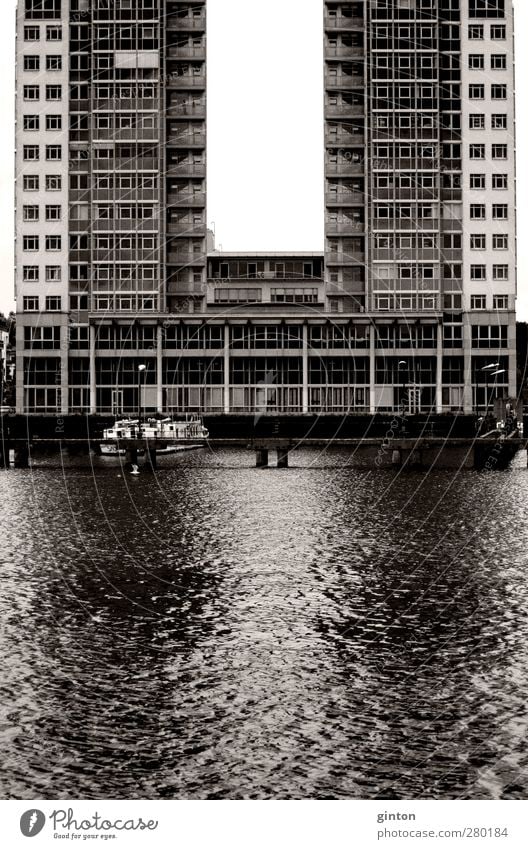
[469,54,485,69]
[491,54,507,70]
[492,114,507,130]
[45,85,62,100]
[23,265,39,281]
[24,55,40,71]
[491,84,507,100]
[46,175,61,191]
[45,266,61,282]
[471,325,508,350]
[493,234,508,250]
[469,84,485,99]
[46,25,62,40]
[24,26,40,41]
[23,85,39,100]
[23,235,39,251]
[46,114,62,131]
[493,264,509,280]
[23,144,39,161]
[24,0,62,19]
[46,54,62,71]
[469,0,505,17]
[45,235,61,251]
[493,204,508,219]
[471,234,486,250]
[23,114,39,131]
[470,204,486,219]
[471,295,486,310]
[23,205,39,221]
[444,293,462,311]
[490,25,506,39]
[45,296,61,311]
[470,174,486,190]
[70,295,89,311]
[23,175,39,191]
[493,296,508,310]
[23,296,39,311]
[469,114,485,129]
[45,144,62,161]
[492,174,508,190]
[469,145,485,160]
[492,144,508,159]
[45,205,61,221]
[471,265,486,280]
[468,25,484,39]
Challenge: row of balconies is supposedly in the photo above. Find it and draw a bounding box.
[325,73,364,89]
[93,158,160,173]
[325,162,365,176]
[166,74,206,91]
[166,223,206,237]
[325,104,365,118]
[372,218,440,231]
[325,46,365,59]
[93,99,159,112]
[92,189,160,202]
[325,192,364,206]
[326,222,365,236]
[167,103,206,118]
[169,132,206,149]
[167,46,206,60]
[166,162,206,178]
[325,252,365,266]
[167,192,206,207]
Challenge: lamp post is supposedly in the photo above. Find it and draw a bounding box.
[479,362,500,417]
[138,364,147,436]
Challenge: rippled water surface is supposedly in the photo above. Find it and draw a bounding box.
[1,448,528,799]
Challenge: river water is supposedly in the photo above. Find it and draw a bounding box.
[1,448,527,800]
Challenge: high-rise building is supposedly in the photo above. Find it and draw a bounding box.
[15,0,516,418]
[324,0,517,413]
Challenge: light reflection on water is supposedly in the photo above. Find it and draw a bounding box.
[0,448,528,799]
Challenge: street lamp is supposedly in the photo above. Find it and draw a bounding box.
[138,364,147,435]
[481,362,501,416]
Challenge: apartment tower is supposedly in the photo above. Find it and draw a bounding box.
[15,0,516,417]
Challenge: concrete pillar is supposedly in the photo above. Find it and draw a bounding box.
[302,324,309,414]
[89,325,97,415]
[0,442,10,469]
[391,449,402,468]
[147,446,157,471]
[224,324,230,414]
[14,446,29,469]
[436,323,443,414]
[463,316,473,414]
[256,448,269,468]
[277,448,289,469]
[369,324,376,415]
[60,324,69,415]
[126,447,138,469]
[157,325,163,414]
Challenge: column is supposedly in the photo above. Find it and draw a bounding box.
[60,324,69,416]
[157,324,163,414]
[302,324,309,414]
[89,324,97,415]
[436,322,443,414]
[369,323,376,415]
[463,316,473,414]
[224,324,230,414]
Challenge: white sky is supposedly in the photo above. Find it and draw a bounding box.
[0,0,526,318]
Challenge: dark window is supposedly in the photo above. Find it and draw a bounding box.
[469,1,505,18]
[25,0,61,19]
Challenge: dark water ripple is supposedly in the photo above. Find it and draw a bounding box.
[1,448,528,799]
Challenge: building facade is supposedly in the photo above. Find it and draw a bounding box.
[15,0,517,416]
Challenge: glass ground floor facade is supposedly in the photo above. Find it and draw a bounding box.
[17,316,516,415]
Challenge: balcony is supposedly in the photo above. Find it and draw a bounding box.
[94,128,159,144]
[373,158,438,172]
[373,188,437,201]
[326,191,364,206]
[93,157,160,173]
[92,249,159,263]
[371,248,438,262]
[326,221,365,236]
[166,223,206,237]
[167,103,206,118]
[325,46,364,59]
[167,253,205,267]
[324,16,364,30]
[167,192,206,208]
[325,161,365,176]
[167,46,206,60]
[167,15,206,32]
[325,252,365,266]
[169,133,206,148]
[325,103,364,118]
[166,162,206,178]
[325,131,364,146]
[167,75,206,90]
[325,74,364,89]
